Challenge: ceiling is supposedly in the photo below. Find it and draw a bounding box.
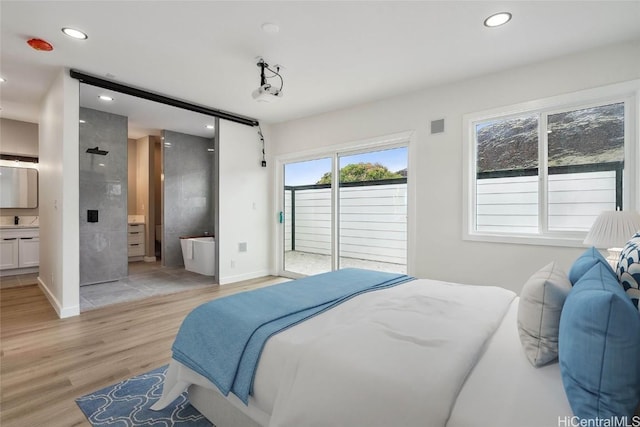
[1,1,639,138]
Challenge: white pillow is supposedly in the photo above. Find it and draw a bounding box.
[518,262,572,367]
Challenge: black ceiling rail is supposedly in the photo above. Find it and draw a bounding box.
[69,69,259,127]
[0,154,38,163]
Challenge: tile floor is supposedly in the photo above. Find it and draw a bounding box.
[79,261,216,311]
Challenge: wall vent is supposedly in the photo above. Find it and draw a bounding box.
[430,118,445,134]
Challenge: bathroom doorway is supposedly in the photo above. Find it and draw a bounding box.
[78,82,219,310]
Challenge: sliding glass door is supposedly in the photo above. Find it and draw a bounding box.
[338,147,407,273]
[283,158,333,276]
[281,144,408,277]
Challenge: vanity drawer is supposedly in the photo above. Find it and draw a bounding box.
[127,224,145,257]
[128,231,144,244]
[128,243,145,256]
[128,224,144,233]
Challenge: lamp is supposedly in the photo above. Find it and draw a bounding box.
[583,210,640,268]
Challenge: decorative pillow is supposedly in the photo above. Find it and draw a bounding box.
[617,232,640,311]
[517,262,572,367]
[568,247,613,285]
[559,263,640,421]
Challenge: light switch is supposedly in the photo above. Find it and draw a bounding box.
[87,210,99,223]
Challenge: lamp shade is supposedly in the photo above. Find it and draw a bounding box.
[583,210,640,248]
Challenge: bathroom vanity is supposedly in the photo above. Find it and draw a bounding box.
[0,226,39,276]
[127,223,146,261]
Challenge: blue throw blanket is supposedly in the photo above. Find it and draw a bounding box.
[171,268,413,403]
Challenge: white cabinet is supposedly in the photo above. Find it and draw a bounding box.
[0,237,19,269]
[128,223,145,259]
[19,236,39,267]
[0,227,39,273]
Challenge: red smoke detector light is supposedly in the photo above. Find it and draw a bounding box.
[27,38,53,51]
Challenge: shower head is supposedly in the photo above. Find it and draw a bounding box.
[86,146,109,156]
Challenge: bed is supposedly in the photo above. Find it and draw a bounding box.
[152,259,640,427]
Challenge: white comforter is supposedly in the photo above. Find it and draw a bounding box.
[267,279,515,427]
[156,279,516,426]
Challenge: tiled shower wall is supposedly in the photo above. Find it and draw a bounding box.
[79,107,128,285]
[162,130,215,267]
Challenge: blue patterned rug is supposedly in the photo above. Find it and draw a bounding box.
[76,365,213,426]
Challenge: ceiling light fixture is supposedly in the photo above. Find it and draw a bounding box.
[205,124,215,129]
[0,77,5,83]
[484,12,512,27]
[98,95,113,101]
[79,119,86,123]
[62,27,88,40]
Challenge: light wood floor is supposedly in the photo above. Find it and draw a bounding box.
[0,276,287,427]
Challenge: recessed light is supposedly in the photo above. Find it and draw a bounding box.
[484,12,512,27]
[207,148,215,152]
[62,27,88,40]
[79,119,86,123]
[98,95,113,101]
[0,77,5,83]
[205,124,215,129]
[261,22,280,34]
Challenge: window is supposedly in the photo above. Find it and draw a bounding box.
[464,83,637,246]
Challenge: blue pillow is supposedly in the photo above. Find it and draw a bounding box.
[559,263,640,420]
[568,247,613,285]
[617,232,640,311]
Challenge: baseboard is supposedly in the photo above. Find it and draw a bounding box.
[219,269,270,285]
[38,277,80,318]
[143,256,157,262]
[0,266,39,277]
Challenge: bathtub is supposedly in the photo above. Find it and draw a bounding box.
[180,236,215,276]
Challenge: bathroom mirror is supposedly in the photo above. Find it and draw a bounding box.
[0,166,38,208]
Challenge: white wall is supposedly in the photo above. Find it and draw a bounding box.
[127,138,138,214]
[270,40,640,292]
[135,135,156,256]
[0,118,38,156]
[218,120,270,284]
[38,69,79,317]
